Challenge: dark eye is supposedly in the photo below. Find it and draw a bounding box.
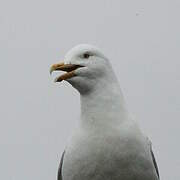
[83,53,90,59]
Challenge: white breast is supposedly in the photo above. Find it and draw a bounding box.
[62,121,158,180]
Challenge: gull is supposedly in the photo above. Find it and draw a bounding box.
[50,44,160,180]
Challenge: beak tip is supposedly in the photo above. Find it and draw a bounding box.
[54,77,62,83]
[50,62,64,75]
[49,67,54,75]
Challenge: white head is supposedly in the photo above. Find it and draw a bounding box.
[50,44,118,94]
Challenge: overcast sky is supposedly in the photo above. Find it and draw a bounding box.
[0,0,179,180]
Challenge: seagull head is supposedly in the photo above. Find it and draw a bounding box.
[50,44,117,94]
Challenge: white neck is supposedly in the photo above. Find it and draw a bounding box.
[80,75,129,129]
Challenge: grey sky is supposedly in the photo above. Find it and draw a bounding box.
[0,0,179,180]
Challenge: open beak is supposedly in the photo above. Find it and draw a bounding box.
[50,62,82,82]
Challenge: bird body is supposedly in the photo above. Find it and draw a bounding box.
[62,124,157,180]
[50,44,159,180]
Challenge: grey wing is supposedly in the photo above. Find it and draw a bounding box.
[150,146,160,179]
[148,139,160,179]
[57,151,65,180]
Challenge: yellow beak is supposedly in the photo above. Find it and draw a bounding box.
[50,62,82,82]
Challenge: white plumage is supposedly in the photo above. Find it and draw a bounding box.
[50,44,159,180]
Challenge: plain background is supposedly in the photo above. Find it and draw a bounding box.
[0,0,179,180]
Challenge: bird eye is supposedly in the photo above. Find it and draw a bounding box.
[83,53,90,59]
